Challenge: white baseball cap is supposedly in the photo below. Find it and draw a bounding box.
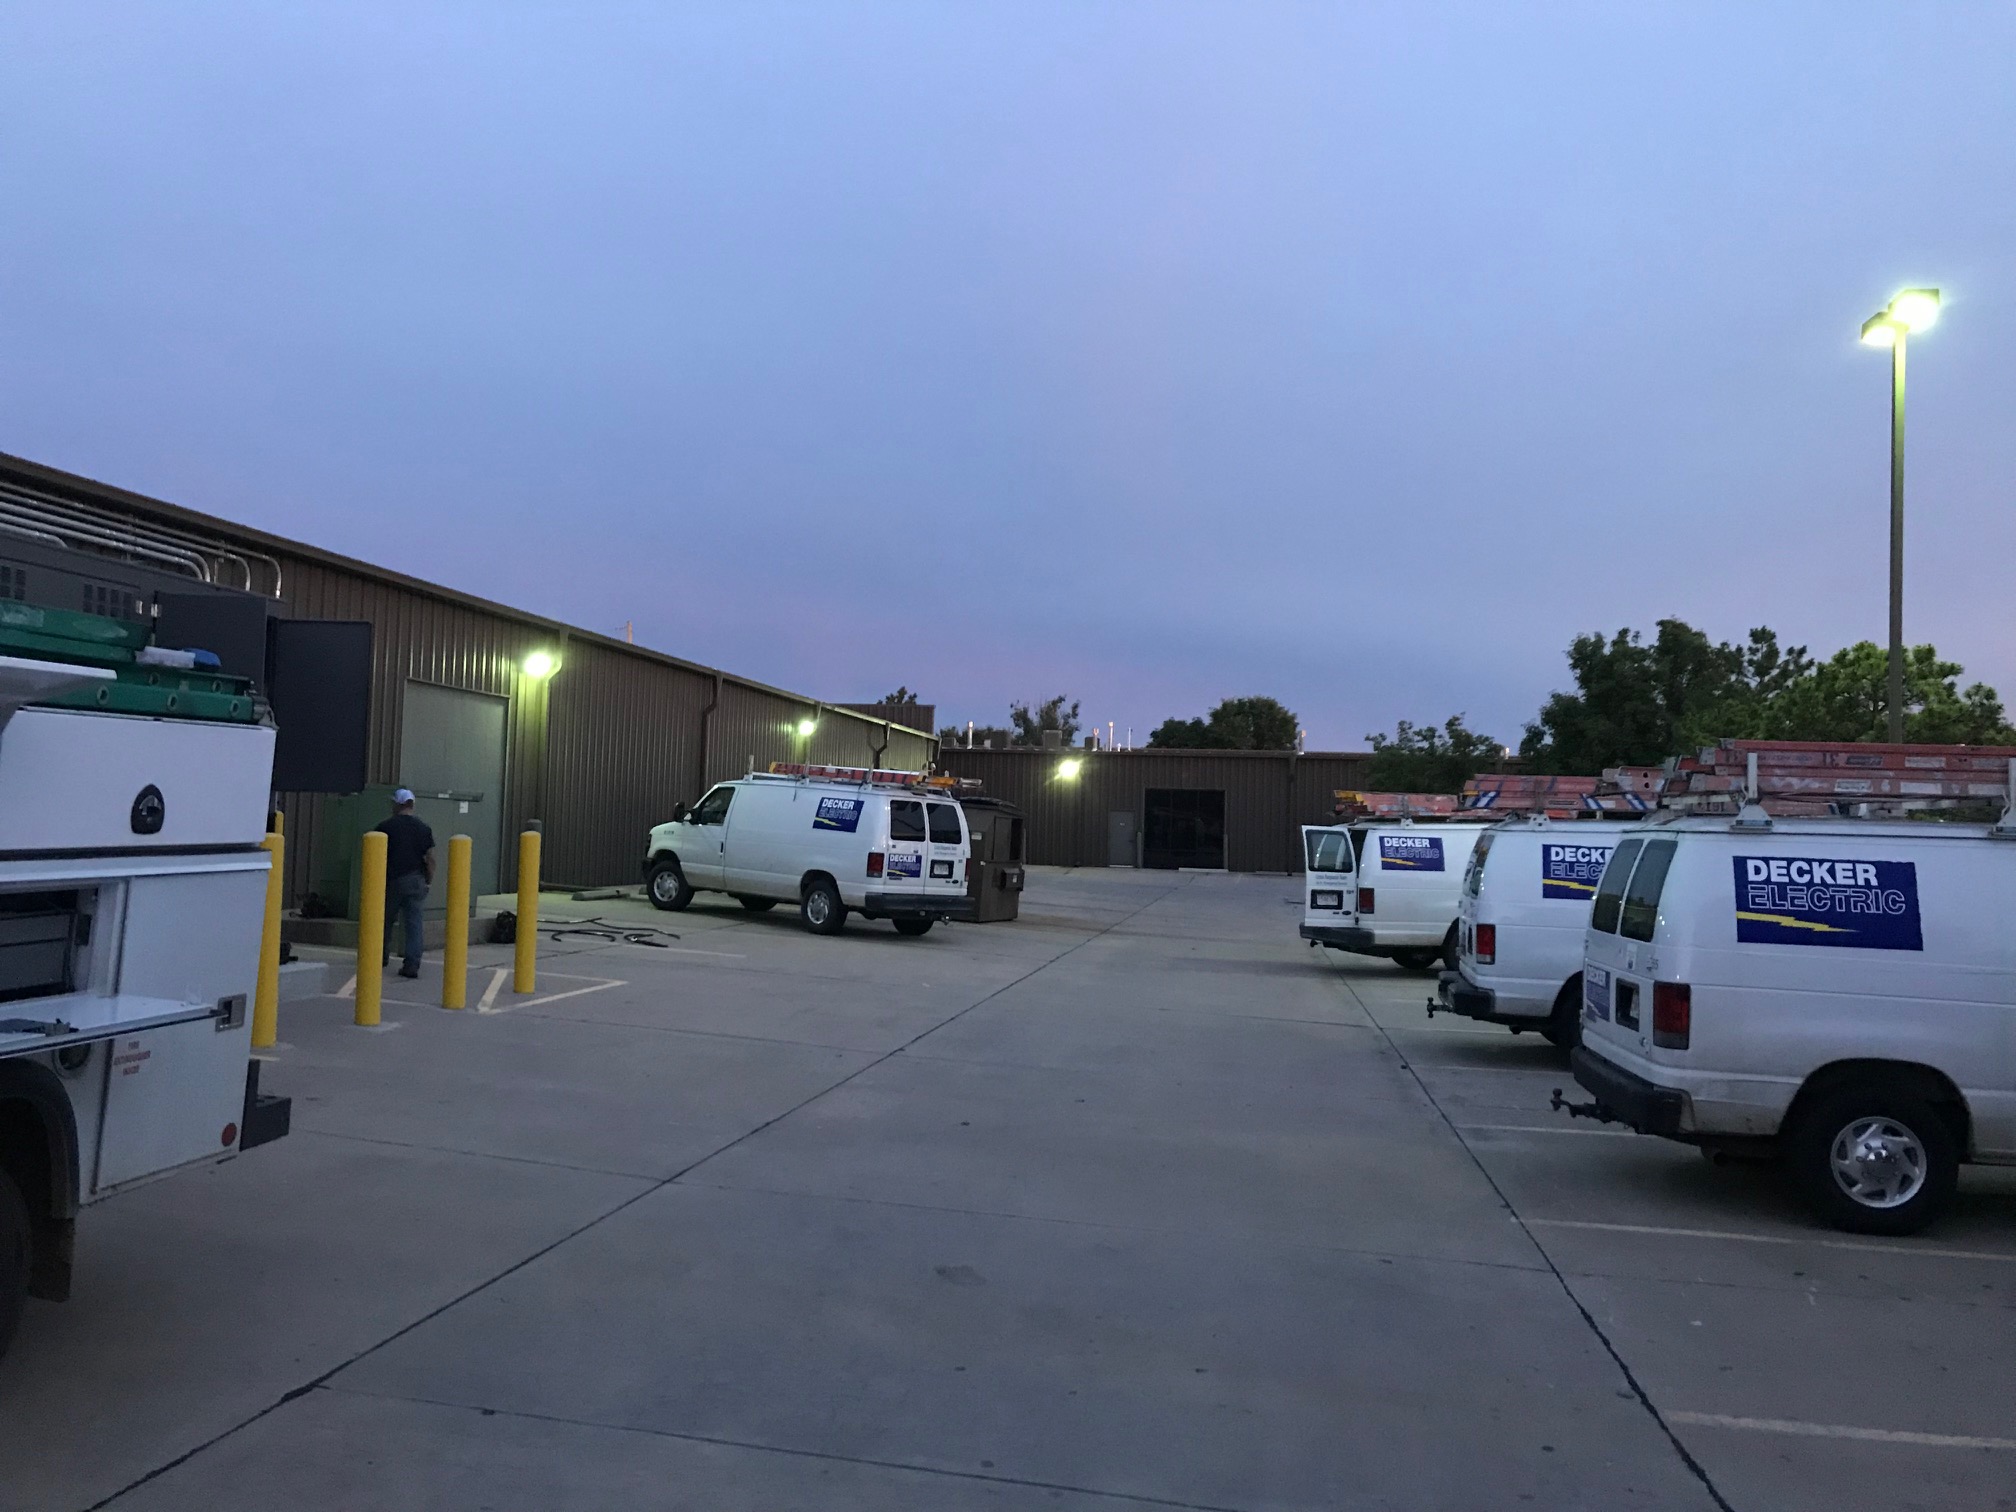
[393,788,416,805]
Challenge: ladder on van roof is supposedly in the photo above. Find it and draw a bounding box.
[1605,739,2016,818]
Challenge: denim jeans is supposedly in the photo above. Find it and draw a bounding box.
[384,871,428,971]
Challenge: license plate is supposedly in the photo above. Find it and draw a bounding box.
[1310,889,1342,909]
[1583,965,1610,1021]
[930,859,954,879]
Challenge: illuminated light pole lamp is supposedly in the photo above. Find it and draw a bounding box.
[1858,287,1940,743]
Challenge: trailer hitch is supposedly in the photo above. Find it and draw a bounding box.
[1549,1087,1620,1124]
[1424,996,1447,1020]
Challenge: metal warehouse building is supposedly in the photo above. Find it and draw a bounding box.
[0,452,933,900]
[937,749,1373,873]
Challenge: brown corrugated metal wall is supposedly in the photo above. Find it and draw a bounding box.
[0,452,936,895]
[936,750,1374,872]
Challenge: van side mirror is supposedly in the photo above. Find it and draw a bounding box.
[668,801,689,822]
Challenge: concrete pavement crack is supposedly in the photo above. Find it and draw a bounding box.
[1332,971,1740,1512]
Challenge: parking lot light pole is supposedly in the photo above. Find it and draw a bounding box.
[1859,288,1941,743]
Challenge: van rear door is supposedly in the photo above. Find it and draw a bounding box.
[886,799,930,888]
[1302,826,1353,929]
[925,800,969,897]
[1582,836,1679,1054]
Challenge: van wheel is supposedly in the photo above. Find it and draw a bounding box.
[1542,978,1582,1051]
[800,879,847,935]
[0,1167,29,1363]
[892,918,933,937]
[1392,949,1440,973]
[735,896,778,913]
[646,861,692,912]
[1786,1080,1958,1236]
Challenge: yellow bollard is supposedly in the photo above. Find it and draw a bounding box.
[355,830,386,1027]
[252,831,284,1048]
[441,834,472,1009]
[513,828,540,994]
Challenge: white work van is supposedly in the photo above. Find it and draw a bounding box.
[0,606,289,1360]
[1434,817,1642,1047]
[1299,820,1485,972]
[1561,813,2016,1234]
[645,771,975,936]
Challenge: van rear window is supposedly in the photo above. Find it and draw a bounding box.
[1590,838,1642,935]
[927,803,962,844]
[1462,833,1493,898]
[889,801,926,841]
[1619,840,1677,942]
[1306,831,1353,873]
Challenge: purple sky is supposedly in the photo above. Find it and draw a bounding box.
[3,4,2012,750]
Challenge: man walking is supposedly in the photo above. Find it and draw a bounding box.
[376,788,436,979]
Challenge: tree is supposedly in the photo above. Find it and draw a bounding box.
[1147,717,1211,749]
[1365,716,1500,792]
[1520,619,2015,771]
[879,686,921,707]
[1146,696,1301,750]
[1762,642,2016,744]
[1204,696,1300,750]
[1009,695,1081,746]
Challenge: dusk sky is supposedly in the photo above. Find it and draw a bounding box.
[3,4,2011,750]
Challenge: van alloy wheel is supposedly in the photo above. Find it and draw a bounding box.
[1829,1117,1927,1209]
[800,879,846,935]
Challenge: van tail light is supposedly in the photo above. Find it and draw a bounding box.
[1357,887,1375,915]
[867,852,884,879]
[1473,924,1496,965]
[1652,981,1691,1049]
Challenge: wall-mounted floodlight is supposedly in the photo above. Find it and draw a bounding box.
[1057,758,1083,780]
[795,718,818,737]
[522,650,560,679]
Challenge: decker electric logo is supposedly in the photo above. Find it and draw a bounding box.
[813,797,864,833]
[1379,835,1444,871]
[1732,856,1923,951]
[1541,843,1612,900]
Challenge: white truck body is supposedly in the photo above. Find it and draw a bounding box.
[0,651,282,1356]
[1300,820,1486,971]
[1565,813,2016,1233]
[1435,817,1643,1045]
[646,773,974,934]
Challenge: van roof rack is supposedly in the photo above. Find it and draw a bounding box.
[1595,739,2016,823]
[760,761,980,793]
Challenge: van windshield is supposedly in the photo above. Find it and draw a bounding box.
[1462,833,1494,898]
[1590,838,1642,935]
[1305,831,1353,873]
[1619,839,1677,942]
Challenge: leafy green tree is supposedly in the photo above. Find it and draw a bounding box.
[1146,717,1212,748]
[1521,619,2013,770]
[1204,695,1300,750]
[879,686,921,707]
[1146,696,1301,750]
[1009,695,1081,746]
[1763,642,2016,744]
[1365,716,1501,792]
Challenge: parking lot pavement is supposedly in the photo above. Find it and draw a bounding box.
[2,871,2009,1510]
[1328,944,2016,1512]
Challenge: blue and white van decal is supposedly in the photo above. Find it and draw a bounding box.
[1379,835,1444,871]
[886,852,924,880]
[1541,843,1612,900]
[814,797,864,832]
[1732,856,1923,951]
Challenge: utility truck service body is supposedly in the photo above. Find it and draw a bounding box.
[1300,820,1485,972]
[1436,817,1643,1047]
[0,604,287,1359]
[1564,812,2016,1234]
[646,766,975,935]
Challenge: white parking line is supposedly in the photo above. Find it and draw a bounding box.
[478,967,507,1012]
[1527,1217,2016,1264]
[479,975,625,1015]
[1459,1123,1638,1138]
[1669,1412,2016,1451]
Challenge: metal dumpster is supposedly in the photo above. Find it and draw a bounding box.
[959,796,1025,922]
